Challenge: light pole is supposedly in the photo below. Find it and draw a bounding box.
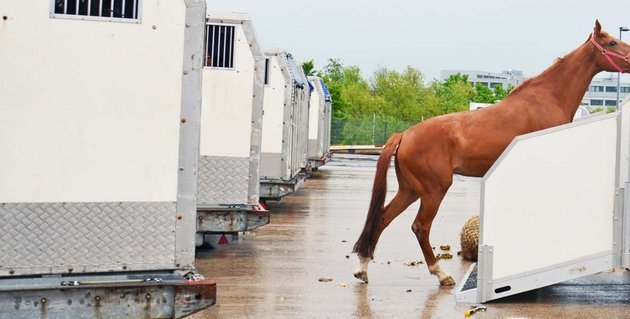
[617,26,629,110]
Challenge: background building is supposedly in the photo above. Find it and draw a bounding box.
[582,75,630,109]
[440,69,526,90]
[441,70,630,110]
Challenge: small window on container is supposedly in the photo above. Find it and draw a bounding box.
[204,24,235,69]
[264,58,270,85]
[52,0,141,21]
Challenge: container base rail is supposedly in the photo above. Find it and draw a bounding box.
[0,271,216,319]
[196,204,270,235]
[259,173,306,201]
[308,152,331,171]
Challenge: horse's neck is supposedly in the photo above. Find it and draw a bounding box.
[514,43,602,121]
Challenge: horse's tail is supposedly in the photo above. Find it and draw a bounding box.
[352,132,404,259]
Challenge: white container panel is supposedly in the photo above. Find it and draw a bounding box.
[0,1,187,203]
[482,117,617,280]
[200,25,253,158]
[619,104,630,186]
[261,56,285,154]
[309,85,321,140]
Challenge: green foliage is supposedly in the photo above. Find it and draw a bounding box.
[591,106,618,114]
[372,67,434,121]
[472,83,514,103]
[313,61,511,144]
[318,59,349,119]
[302,60,316,76]
[472,83,494,103]
[332,116,416,145]
[431,74,475,115]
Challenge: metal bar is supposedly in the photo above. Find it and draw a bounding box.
[617,29,623,110]
[613,188,624,268]
[624,185,630,269]
[226,26,232,68]
[122,0,126,17]
[204,25,209,67]
[64,0,68,14]
[477,245,494,303]
[99,0,103,17]
[132,0,137,19]
[174,0,206,270]
[75,0,79,15]
[210,25,215,67]
[229,26,234,68]
[110,0,114,17]
[87,0,91,16]
[222,26,227,68]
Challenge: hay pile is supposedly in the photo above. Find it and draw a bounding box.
[460,215,479,262]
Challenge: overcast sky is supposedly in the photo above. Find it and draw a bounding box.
[207,0,630,82]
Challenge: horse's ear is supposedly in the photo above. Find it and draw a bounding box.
[594,20,602,37]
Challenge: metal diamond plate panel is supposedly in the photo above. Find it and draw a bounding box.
[198,156,249,205]
[308,139,320,158]
[260,152,283,180]
[0,202,176,276]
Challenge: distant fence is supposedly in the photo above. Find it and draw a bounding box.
[331,117,418,145]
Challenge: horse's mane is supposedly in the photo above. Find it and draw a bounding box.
[506,35,593,97]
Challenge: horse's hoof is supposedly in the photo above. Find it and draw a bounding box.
[439,275,456,286]
[353,270,369,283]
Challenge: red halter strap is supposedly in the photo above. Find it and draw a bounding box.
[590,34,630,73]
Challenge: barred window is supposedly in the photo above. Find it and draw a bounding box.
[52,0,140,20]
[264,58,270,85]
[205,25,235,69]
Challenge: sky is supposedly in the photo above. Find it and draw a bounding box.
[206,0,630,82]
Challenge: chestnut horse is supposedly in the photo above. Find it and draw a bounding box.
[353,21,630,286]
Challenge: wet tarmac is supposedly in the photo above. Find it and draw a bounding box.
[192,154,630,319]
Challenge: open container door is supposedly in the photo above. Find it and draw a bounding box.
[456,105,630,303]
[0,1,214,317]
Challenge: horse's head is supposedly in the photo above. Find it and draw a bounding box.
[590,20,630,73]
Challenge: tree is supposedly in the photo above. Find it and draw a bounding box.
[429,74,475,115]
[319,58,344,83]
[302,59,316,76]
[319,59,351,119]
[472,83,495,103]
[472,82,515,103]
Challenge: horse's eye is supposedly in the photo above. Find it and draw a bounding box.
[610,41,618,46]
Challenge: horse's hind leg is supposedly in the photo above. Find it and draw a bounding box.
[413,184,455,286]
[354,189,418,283]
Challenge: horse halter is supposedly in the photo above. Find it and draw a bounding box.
[590,33,630,73]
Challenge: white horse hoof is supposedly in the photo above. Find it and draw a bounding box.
[353,270,369,283]
[439,275,456,286]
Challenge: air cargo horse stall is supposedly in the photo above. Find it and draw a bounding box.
[307,76,333,169]
[196,12,269,237]
[260,50,311,200]
[456,103,630,303]
[0,1,214,318]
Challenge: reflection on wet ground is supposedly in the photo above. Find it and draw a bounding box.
[192,154,630,318]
